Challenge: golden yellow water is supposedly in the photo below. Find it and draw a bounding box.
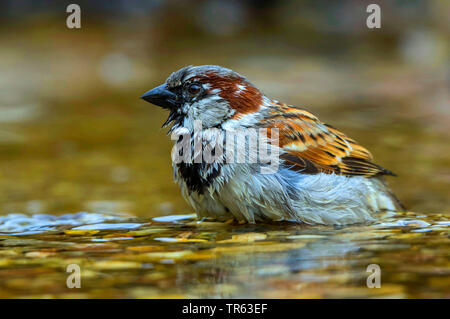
[0,23,448,298]
[0,211,449,298]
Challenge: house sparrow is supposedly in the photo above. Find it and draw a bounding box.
[141,65,402,225]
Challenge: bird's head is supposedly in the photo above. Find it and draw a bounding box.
[141,65,265,131]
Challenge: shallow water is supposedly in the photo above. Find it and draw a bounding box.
[0,211,448,298]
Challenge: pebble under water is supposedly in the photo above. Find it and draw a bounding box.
[0,211,448,298]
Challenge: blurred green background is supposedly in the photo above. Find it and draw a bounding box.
[0,0,448,217]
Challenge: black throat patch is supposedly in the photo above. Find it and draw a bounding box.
[177,163,221,194]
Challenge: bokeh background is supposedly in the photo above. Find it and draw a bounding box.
[0,0,448,218]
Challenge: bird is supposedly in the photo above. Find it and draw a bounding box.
[141,65,402,225]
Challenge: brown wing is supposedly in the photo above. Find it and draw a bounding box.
[263,104,395,177]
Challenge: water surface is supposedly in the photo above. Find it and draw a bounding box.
[0,211,448,298]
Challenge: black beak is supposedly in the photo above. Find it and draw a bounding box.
[140,84,178,110]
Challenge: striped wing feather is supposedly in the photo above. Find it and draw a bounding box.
[263,105,395,177]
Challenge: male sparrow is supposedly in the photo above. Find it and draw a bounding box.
[141,65,402,225]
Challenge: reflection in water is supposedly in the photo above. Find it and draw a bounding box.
[0,212,448,298]
[0,212,132,235]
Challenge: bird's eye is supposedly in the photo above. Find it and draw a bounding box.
[187,83,202,95]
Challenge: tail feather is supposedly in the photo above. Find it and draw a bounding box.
[370,177,404,212]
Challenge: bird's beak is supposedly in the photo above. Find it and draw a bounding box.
[140,83,178,110]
